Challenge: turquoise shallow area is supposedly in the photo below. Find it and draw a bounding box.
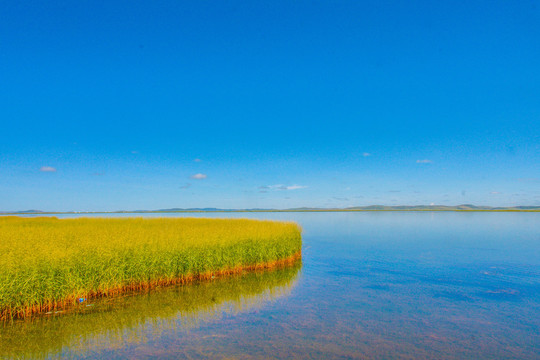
[2,212,539,359]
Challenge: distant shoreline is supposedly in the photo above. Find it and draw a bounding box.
[1,208,539,215]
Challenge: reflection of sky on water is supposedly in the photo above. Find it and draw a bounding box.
[5,212,540,359]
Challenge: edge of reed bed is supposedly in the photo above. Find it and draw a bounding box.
[1,250,302,321]
[0,217,302,321]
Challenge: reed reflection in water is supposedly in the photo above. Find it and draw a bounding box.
[0,261,301,359]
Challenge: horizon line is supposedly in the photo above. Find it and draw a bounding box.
[2,204,540,215]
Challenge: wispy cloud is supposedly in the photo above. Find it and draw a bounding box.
[180,183,191,189]
[490,191,500,194]
[261,184,308,191]
[333,197,349,201]
[194,158,201,162]
[283,185,307,190]
[40,166,56,172]
[416,159,432,164]
[362,152,371,157]
[190,173,207,180]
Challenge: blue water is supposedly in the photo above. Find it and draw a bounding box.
[3,212,540,359]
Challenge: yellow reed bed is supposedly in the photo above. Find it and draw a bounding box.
[0,216,302,319]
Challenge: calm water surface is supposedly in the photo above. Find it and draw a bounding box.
[1,212,539,359]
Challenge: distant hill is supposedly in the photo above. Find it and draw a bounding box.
[0,210,45,214]
[138,205,540,212]
[344,204,540,211]
[156,208,238,212]
[1,205,539,215]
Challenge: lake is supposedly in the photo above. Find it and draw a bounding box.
[1,212,539,359]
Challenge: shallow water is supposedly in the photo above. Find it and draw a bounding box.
[1,212,539,359]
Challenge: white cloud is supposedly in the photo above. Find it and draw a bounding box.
[285,185,307,190]
[40,166,56,172]
[190,173,207,180]
[362,152,371,157]
[264,184,307,190]
[416,159,433,164]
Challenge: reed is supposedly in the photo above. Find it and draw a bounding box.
[0,262,301,359]
[0,216,302,320]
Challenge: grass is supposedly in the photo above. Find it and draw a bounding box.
[0,216,302,320]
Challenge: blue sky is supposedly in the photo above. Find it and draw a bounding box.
[1,1,539,211]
